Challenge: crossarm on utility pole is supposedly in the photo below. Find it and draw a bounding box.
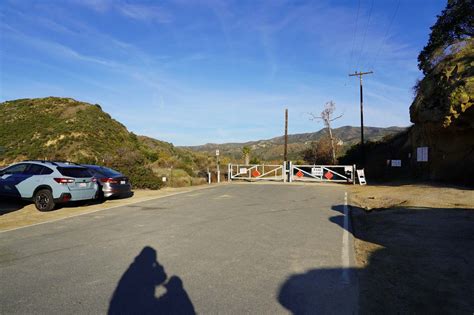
[348,71,373,146]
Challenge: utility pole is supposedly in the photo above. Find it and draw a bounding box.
[349,71,373,146]
[284,109,288,162]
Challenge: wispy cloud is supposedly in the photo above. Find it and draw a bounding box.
[71,0,172,23]
[2,24,119,68]
[117,3,172,23]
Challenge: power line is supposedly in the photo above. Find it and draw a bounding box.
[369,0,401,70]
[356,0,375,70]
[348,0,362,72]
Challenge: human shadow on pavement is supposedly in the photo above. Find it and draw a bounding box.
[108,246,195,315]
[278,204,474,314]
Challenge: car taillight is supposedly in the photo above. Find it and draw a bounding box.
[101,178,118,184]
[92,178,97,182]
[54,178,74,184]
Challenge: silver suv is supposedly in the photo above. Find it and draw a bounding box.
[0,160,98,211]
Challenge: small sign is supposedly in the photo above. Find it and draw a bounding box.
[239,167,248,174]
[357,169,366,185]
[311,167,323,176]
[324,171,334,180]
[216,150,220,156]
[252,169,261,177]
[417,147,428,162]
[162,177,167,182]
[296,170,304,178]
[391,160,402,167]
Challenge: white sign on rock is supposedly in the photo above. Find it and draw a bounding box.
[391,160,402,167]
[417,147,428,162]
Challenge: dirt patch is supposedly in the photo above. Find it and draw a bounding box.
[0,185,218,232]
[349,183,474,313]
[350,183,473,210]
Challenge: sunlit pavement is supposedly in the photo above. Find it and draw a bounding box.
[0,183,358,314]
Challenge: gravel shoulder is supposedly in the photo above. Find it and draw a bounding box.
[0,184,217,232]
[349,183,474,313]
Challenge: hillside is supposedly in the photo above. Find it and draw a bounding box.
[0,97,208,188]
[185,126,406,161]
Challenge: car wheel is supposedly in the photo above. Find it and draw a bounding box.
[34,189,56,211]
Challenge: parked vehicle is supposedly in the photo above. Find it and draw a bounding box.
[82,165,132,199]
[0,161,98,211]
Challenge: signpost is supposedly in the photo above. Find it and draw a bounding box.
[216,150,220,183]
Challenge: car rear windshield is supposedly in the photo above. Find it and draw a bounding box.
[57,167,92,178]
[93,167,122,177]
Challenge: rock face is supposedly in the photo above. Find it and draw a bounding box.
[410,39,474,128]
[408,39,474,183]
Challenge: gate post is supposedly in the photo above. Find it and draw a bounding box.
[288,161,293,183]
[283,161,286,182]
[352,164,356,184]
[228,164,232,182]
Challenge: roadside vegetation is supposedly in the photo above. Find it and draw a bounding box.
[0,97,212,189]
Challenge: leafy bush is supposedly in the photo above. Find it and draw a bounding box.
[302,137,339,165]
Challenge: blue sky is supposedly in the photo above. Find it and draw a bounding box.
[1,0,445,145]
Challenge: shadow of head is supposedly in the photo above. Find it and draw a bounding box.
[108,246,167,314]
[108,246,195,315]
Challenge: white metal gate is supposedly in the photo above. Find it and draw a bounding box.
[289,162,356,183]
[228,163,286,182]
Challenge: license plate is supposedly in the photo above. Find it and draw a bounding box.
[79,182,87,188]
[120,181,126,185]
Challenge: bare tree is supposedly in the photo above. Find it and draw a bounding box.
[308,101,343,164]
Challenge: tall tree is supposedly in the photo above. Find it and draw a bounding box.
[309,101,342,164]
[418,0,474,74]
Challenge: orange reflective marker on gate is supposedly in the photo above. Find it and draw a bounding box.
[296,170,304,177]
[252,169,261,177]
[324,171,334,180]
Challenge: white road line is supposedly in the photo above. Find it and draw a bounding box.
[342,191,350,284]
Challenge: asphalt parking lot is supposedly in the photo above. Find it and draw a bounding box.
[0,183,357,314]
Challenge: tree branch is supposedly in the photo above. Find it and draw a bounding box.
[329,114,343,122]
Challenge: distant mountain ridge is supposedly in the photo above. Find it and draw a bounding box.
[184,126,407,161]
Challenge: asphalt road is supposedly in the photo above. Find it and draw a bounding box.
[0,183,358,314]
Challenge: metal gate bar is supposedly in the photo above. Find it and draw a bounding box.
[289,163,355,183]
[228,163,286,182]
